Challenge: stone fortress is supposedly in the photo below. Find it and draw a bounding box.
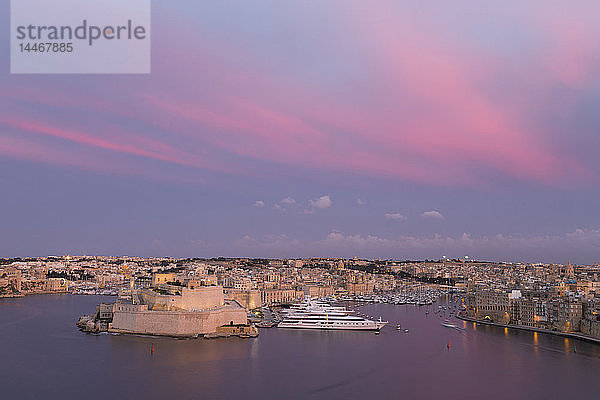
[80,273,249,337]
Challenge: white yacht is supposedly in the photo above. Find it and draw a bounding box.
[284,300,353,315]
[277,300,388,331]
[441,320,457,328]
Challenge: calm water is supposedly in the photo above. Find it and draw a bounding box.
[1,294,599,400]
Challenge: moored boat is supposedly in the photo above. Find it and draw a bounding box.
[277,300,388,331]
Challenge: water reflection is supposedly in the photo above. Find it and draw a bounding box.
[3,295,600,400]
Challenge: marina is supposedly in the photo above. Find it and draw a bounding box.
[2,294,600,400]
[337,285,452,306]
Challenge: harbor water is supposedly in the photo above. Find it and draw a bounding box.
[1,294,599,400]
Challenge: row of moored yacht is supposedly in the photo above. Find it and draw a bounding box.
[277,300,388,331]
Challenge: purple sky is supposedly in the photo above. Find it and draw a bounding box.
[2,1,600,263]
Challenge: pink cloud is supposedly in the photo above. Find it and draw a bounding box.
[335,8,591,184]
[0,113,242,181]
[1,2,597,187]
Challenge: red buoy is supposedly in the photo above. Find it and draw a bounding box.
[447,340,450,349]
[151,343,154,354]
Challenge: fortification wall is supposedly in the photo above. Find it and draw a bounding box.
[109,304,246,337]
[139,286,224,311]
[225,289,261,310]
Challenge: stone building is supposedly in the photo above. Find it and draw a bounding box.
[45,277,68,292]
[555,298,582,332]
[519,298,536,327]
[0,267,21,293]
[346,281,374,296]
[471,288,510,324]
[260,288,301,305]
[302,285,334,298]
[151,273,177,287]
[580,304,600,339]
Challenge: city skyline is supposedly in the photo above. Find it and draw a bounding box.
[2,1,600,263]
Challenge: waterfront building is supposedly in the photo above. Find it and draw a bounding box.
[302,285,335,298]
[260,288,301,305]
[533,298,549,328]
[580,302,600,338]
[0,267,21,294]
[519,298,536,327]
[468,288,510,324]
[45,277,68,292]
[556,297,582,332]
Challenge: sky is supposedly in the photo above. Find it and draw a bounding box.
[2,1,600,263]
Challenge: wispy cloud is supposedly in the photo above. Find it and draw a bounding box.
[422,210,444,219]
[253,200,265,207]
[356,198,367,205]
[385,213,406,220]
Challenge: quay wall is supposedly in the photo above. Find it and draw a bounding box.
[457,314,600,345]
[109,304,246,337]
